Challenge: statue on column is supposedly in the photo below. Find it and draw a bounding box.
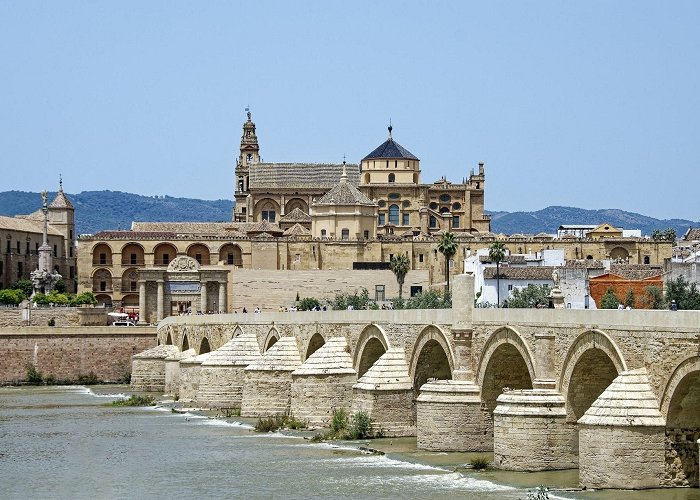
[30,190,62,296]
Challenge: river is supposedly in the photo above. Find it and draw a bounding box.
[1,386,698,500]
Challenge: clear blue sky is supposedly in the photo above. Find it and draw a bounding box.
[1,2,698,220]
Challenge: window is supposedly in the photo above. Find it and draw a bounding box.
[162,253,170,265]
[17,262,23,278]
[394,160,397,168]
[17,241,20,253]
[53,245,57,257]
[262,209,276,222]
[130,253,137,265]
[389,254,394,261]
[378,200,386,208]
[388,193,400,200]
[440,194,451,203]
[644,255,650,264]
[429,216,437,228]
[378,214,385,225]
[99,253,107,265]
[388,204,399,225]
[6,240,10,253]
[227,253,234,265]
[294,254,301,262]
[69,246,73,257]
[508,284,513,291]
[440,207,449,213]
[0,261,3,276]
[195,253,202,264]
[246,153,253,163]
[452,216,460,228]
[452,202,461,210]
[341,229,349,240]
[375,285,385,302]
[410,285,422,297]
[242,207,246,214]
[69,266,75,279]
[419,254,424,263]
[402,213,410,226]
[388,173,395,183]
[100,281,106,292]
[69,230,73,240]
[429,202,438,210]
[363,230,369,239]
[321,229,327,237]
[35,243,39,252]
[25,241,29,254]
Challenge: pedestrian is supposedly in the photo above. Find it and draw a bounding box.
[671,300,677,311]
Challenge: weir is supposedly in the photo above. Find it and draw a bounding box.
[130,274,700,490]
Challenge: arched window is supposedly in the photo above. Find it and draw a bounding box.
[388,204,399,225]
[429,216,437,229]
[643,255,650,264]
[388,173,395,183]
[341,228,350,240]
[439,194,451,203]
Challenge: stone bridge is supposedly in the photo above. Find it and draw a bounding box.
[134,275,700,490]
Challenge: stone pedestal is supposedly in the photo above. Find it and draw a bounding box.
[130,345,180,392]
[493,389,576,471]
[416,379,490,451]
[549,287,565,309]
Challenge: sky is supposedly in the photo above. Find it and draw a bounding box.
[1,2,698,220]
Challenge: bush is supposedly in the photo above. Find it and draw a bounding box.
[47,291,69,306]
[644,285,666,309]
[349,410,372,439]
[399,289,451,310]
[110,394,156,407]
[77,373,99,385]
[524,485,550,500]
[332,288,370,310]
[624,289,635,309]
[26,363,43,385]
[47,318,55,327]
[600,287,620,309]
[0,288,26,305]
[469,456,489,470]
[665,275,700,310]
[507,284,551,308]
[254,416,284,432]
[73,292,98,306]
[11,279,34,297]
[331,408,348,433]
[32,293,50,305]
[54,280,66,293]
[298,297,320,311]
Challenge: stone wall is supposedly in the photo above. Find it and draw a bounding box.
[352,388,416,437]
[131,358,167,391]
[196,365,247,409]
[290,373,356,426]
[241,370,294,417]
[0,327,155,384]
[0,307,78,327]
[664,428,700,487]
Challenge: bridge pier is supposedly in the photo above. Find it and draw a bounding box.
[131,345,179,392]
[578,368,666,489]
[493,389,576,470]
[178,352,211,403]
[352,348,415,437]
[164,348,194,397]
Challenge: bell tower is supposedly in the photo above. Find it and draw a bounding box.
[234,108,260,222]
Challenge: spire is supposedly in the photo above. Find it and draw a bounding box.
[388,118,393,139]
[341,158,348,183]
[59,174,63,192]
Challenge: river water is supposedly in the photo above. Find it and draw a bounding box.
[1,386,698,500]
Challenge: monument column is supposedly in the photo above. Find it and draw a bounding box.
[156,280,164,321]
[138,280,147,324]
[200,280,208,313]
[218,281,226,313]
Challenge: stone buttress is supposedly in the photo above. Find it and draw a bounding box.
[196,333,262,409]
[164,348,195,397]
[241,336,302,417]
[178,352,212,403]
[131,345,180,392]
[493,389,576,471]
[578,368,666,489]
[290,337,357,427]
[352,347,415,437]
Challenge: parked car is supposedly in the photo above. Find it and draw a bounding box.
[113,320,136,327]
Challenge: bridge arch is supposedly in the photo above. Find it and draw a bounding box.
[354,324,390,378]
[232,325,243,338]
[304,333,325,360]
[477,326,536,423]
[409,325,454,391]
[182,334,190,352]
[264,327,280,352]
[165,332,172,345]
[199,337,211,355]
[559,329,626,423]
[660,356,700,488]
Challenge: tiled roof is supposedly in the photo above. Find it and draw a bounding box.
[282,223,312,237]
[683,228,700,241]
[483,266,555,280]
[49,190,74,209]
[607,264,662,280]
[480,255,526,265]
[246,220,283,235]
[566,259,606,269]
[314,175,376,206]
[279,208,311,223]
[131,222,237,234]
[0,215,62,236]
[362,137,419,161]
[249,163,360,189]
[93,230,177,239]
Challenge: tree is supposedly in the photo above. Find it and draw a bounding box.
[507,284,551,308]
[389,254,410,300]
[298,297,320,311]
[437,232,457,295]
[600,287,620,309]
[651,228,677,242]
[624,289,635,309]
[11,279,33,297]
[489,241,506,306]
[643,285,665,309]
[665,275,700,310]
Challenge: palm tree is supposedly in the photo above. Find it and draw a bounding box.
[389,254,410,300]
[489,241,506,306]
[437,232,457,294]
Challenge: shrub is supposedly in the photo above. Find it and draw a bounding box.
[47,318,55,327]
[524,485,550,500]
[284,416,306,430]
[624,289,635,309]
[47,291,69,306]
[73,292,98,306]
[0,288,26,305]
[298,297,320,311]
[349,411,372,439]
[644,285,666,309]
[220,407,241,418]
[331,408,348,433]
[32,293,50,305]
[110,394,156,406]
[77,373,99,385]
[26,363,43,385]
[11,279,34,297]
[54,280,66,293]
[600,287,620,309]
[254,416,284,432]
[403,289,451,309]
[469,456,489,470]
[332,288,370,310]
[507,284,551,308]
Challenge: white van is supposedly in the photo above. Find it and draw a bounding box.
[113,320,136,327]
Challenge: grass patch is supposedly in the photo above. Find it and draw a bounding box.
[110,394,156,407]
[469,455,490,471]
[219,407,241,418]
[254,415,307,432]
[314,408,375,441]
[77,373,99,385]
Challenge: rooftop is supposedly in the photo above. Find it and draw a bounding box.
[249,163,360,189]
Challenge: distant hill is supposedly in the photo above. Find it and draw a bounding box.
[0,190,233,235]
[0,191,696,237]
[487,206,699,237]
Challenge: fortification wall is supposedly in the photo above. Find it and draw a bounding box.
[0,327,156,384]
